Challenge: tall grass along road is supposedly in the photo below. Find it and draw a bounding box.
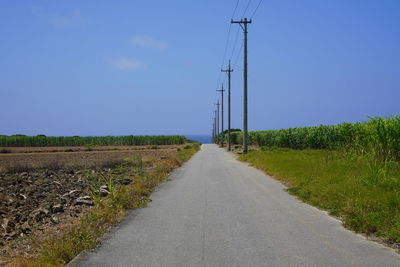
[230,115,400,162]
[70,145,399,267]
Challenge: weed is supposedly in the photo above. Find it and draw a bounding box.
[361,161,389,186]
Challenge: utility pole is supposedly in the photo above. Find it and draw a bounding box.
[222,60,233,151]
[214,111,217,144]
[215,101,220,144]
[231,18,252,153]
[212,120,215,143]
[217,84,225,147]
[213,110,217,143]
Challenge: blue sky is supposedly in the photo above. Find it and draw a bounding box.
[1,0,399,136]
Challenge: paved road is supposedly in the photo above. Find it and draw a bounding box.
[70,144,400,267]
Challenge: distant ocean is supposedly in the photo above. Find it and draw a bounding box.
[185,135,212,144]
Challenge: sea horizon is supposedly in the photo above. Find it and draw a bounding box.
[185,135,212,144]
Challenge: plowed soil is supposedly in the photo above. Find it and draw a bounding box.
[0,146,181,263]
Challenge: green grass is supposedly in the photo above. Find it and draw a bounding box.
[0,135,187,147]
[239,148,400,243]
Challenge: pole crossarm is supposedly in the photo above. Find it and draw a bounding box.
[231,18,252,26]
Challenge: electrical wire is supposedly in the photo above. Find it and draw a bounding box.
[233,43,244,69]
[250,0,264,19]
[231,0,240,19]
[213,0,264,133]
[241,0,252,18]
[219,25,232,75]
[214,0,241,115]
[229,26,241,63]
[218,0,241,80]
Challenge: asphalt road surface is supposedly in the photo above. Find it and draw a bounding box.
[70,144,400,267]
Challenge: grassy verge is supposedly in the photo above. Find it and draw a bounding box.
[9,143,200,266]
[238,148,400,244]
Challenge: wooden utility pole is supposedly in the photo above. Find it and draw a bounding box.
[217,84,225,147]
[214,111,217,144]
[222,60,233,151]
[231,18,252,153]
[212,120,215,143]
[215,101,220,144]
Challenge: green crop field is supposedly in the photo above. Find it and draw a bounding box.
[0,135,187,147]
[230,115,400,162]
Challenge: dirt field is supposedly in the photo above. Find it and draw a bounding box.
[0,145,184,263]
[0,146,181,172]
[0,145,178,154]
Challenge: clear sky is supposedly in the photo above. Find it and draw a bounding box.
[1,0,399,136]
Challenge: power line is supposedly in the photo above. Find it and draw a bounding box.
[250,0,264,19]
[228,0,250,66]
[223,0,241,68]
[229,26,241,62]
[220,25,232,72]
[230,0,263,66]
[231,0,240,18]
[233,43,244,69]
[219,0,241,78]
[212,0,263,150]
[241,0,252,18]
[215,0,241,109]
[213,0,251,144]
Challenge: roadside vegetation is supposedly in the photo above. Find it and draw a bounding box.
[231,115,400,162]
[1,143,200,266]
[0,135,186,147]
[233,116,400,245]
